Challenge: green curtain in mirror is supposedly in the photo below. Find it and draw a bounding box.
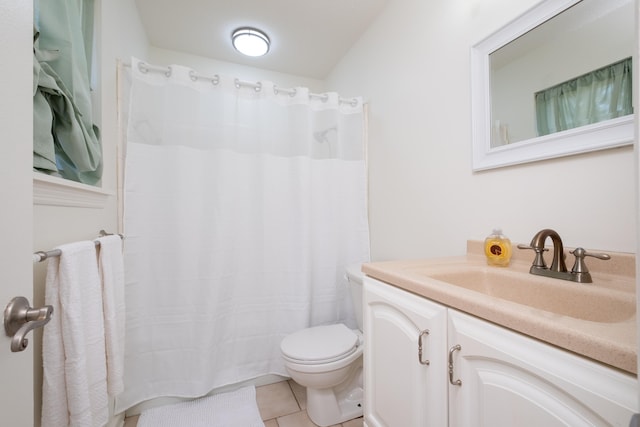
[33,0,102,185]
[535,57,632,137]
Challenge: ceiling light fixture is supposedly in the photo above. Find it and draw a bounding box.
[232,27,270,57]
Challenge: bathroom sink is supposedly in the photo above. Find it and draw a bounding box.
[425,266,635,323]
[363,248,638,374]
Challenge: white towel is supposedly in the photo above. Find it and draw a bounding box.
[137,386,265,427]
[42,241,109,427]
[96,235,126,397]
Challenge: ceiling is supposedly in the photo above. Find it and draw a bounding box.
[134,0,388,80]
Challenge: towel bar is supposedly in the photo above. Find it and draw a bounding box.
[33,230,123,262]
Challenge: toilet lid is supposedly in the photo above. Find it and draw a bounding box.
[281,324,358,364]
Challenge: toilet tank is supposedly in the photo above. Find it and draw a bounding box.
[345,264,365,331]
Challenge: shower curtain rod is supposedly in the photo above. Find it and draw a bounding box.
[33,230,124,263]
[132,60,359,107]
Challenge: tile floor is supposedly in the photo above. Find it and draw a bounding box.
[123,379,364,427]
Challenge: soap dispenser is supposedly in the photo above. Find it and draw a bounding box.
[484,229,512,267]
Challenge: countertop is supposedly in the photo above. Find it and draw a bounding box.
[362,241,637,375]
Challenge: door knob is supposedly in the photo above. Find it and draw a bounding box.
[4,296,53,352]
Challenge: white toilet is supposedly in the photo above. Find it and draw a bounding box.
[280,264,364,427]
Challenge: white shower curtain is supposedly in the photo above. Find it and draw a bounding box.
[116,58,370,412]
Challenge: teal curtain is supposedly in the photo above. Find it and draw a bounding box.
[535,57,632,137]
[33,0,102,185]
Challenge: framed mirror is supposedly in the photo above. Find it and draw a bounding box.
[471,0,634,171]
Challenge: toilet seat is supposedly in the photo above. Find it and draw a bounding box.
[281,324,359,365]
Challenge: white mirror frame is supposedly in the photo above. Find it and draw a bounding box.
[470,0,634,172]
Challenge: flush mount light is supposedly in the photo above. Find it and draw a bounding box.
[232,27,270,57]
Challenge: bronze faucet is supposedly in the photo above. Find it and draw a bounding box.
[518,229,610,283]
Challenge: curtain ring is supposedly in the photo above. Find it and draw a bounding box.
[138,62,149,74]
[189,70,198,82]
[165,66,172,78]
[212,74,220,86]
[274,86,296,97]
[234,78,262,92]
[350,99,358,107]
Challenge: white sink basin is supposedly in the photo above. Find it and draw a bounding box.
[425,266,635,323]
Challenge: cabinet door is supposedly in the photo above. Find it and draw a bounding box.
[448,309,637,427]
[363,277,448,427]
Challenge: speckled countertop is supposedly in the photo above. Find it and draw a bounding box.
[362,241,637,375]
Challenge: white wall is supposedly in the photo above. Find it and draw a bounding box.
[32,1,149,426]
[326,0,636,260]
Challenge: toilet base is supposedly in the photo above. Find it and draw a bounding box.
[305,365,363,427]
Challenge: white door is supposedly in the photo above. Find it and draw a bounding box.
[0,1,35,426]
[363,278,448,427]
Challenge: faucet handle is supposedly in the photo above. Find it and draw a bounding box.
[570,247,611,274]
[517,244,549,268]
[517,244,550,251]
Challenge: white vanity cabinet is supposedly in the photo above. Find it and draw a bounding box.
[363,276,637,427]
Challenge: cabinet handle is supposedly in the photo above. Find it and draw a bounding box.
[448,344,462,386]
[417,329,430,365]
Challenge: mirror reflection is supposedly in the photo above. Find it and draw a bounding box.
[489,0,634,148]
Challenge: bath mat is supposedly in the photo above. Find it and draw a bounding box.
[137,386,265,427]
